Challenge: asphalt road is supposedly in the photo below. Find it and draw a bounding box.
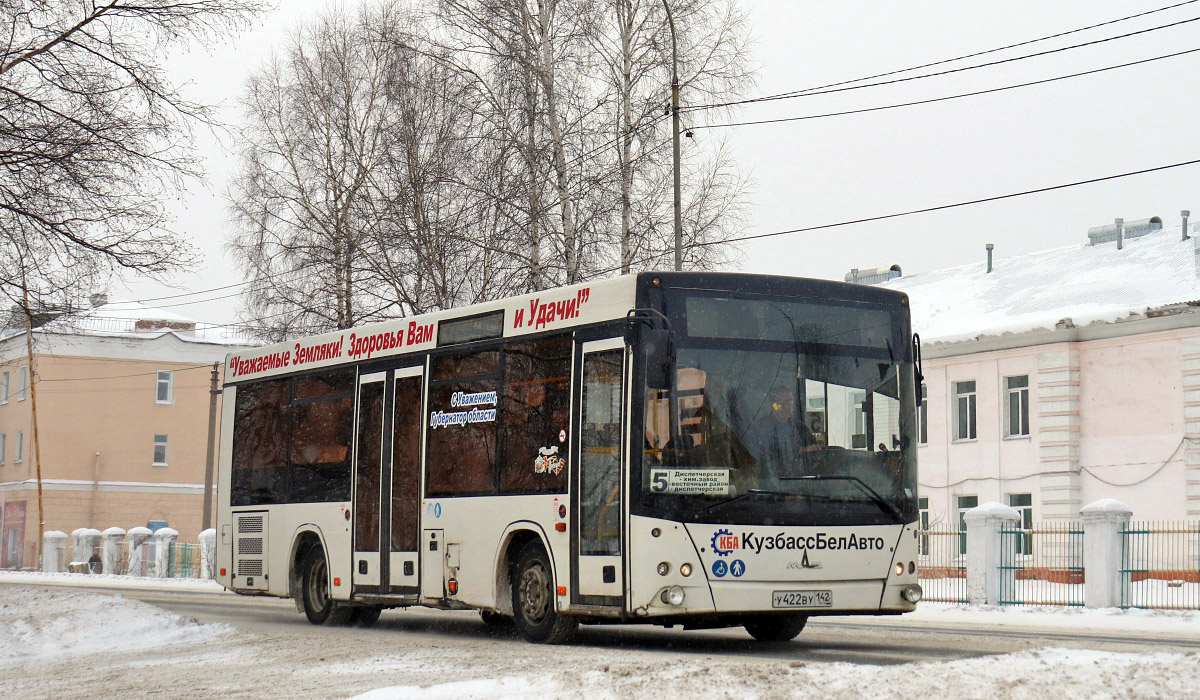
[8,580,1199,664]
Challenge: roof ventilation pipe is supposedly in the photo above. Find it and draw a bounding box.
[1183,210,1191,241]
[986,243,994,273]
[1116,218,1124,250]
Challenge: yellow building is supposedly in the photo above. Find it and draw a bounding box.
[0,301,255,568]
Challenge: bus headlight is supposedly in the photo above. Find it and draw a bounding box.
[660,585,685,606]
[902,584,923,603]
[894,563,904,577]
[679,563,692,577]
[657,562,670,576]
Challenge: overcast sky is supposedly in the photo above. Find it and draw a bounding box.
[114,0,1200,326]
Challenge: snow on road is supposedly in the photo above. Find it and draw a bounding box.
[3,584,1200,699]
[347,647,1200,700]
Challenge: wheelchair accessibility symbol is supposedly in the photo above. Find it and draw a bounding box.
[711,560,728,577]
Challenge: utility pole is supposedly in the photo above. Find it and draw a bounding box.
[20,284,45,569]
[664,0,682,271]
[201,362,220,532]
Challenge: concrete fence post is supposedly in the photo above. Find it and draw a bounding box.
[42,531,67,573]
[1080,498,1133,608]
[126,527,153,577]
[101,527,126,575]
[199,529,216,579]
[153,528,179,578]
[71,528,102,572]
[964,502,1021,605]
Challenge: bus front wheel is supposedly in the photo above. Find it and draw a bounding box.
[301,547,354,625]
[743,614,808,642]
[510,542,576,644]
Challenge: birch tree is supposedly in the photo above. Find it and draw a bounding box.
[0,0,264,303]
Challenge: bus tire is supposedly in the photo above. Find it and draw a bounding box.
[301,546,354,625]
[510,542,576,644]
[743,614,808,642]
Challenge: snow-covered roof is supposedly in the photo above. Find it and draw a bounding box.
[3,300,256,347]
[879,227,1200,344]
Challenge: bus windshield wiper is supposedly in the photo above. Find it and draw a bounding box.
[780,475,905,523]
[703,488,800,514]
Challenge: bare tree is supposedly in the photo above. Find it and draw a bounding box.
[589,0,753,273]
[0,0,264,303]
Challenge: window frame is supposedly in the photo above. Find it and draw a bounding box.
[1004,375,1030,438]
[918,382,928,445]
[1007,492,1034,556]
[15,430,23,463]
[156,370,173,404]
[17,366,27,401]
[0,433,6,464]
[1,371,8,404]
[918,496,930,556]
[956,494,978,555]
[953,380,977,442]
[152,434,169,466]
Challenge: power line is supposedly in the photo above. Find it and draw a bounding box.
[691,45,1200,131]
[686,12,1200,112]
[706,158,1200,248]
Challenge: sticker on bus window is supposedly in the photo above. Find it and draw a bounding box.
[648,469,731,495]
[535,446,565,475]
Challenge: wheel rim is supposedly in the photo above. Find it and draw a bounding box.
[518,561,551,625]
[307,557,329,613]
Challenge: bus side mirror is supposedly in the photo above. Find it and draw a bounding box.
[643,328,674,390]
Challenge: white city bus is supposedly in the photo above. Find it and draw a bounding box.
[215,272,922,643]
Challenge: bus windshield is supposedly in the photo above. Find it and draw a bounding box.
[638,290,917,526]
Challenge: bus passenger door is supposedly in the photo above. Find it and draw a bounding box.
[573,339,627,604]
[353,372,387,589]
[386,367,423,591]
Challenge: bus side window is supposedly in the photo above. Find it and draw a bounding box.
[426,350,502,496]
[231,379,291,506]
[499,336,571,494]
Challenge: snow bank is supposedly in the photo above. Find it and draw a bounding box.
[0,569,224,593]
[0,587,226,665]
[348,647,1200,700]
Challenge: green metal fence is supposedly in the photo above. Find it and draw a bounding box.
[1120,521,1200,610]
[998,522,1084,606]
[917,528,967,603]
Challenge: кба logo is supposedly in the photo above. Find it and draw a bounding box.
[711,528,740,556]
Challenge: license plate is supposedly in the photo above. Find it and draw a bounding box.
[772,590,832,608]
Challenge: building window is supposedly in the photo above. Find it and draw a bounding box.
[153,434,168,466]
[953,380,977,441]
[1,371,8,404]
[918,383,928,445]
[0,433,5,464]
[918,496,930,556]
[15,430,23,463]
[17,366,27,401]
[1008,493,1033,555]
[957,495,978,554]
[156,371,173,404]
[1005,375,1030,437]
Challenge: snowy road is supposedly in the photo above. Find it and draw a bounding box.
[3,579,1200,699]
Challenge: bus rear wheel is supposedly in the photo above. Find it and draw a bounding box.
[510,542,576,644]
[301,547,354,625]
[743,614,808,642]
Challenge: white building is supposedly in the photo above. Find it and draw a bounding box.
[878,216,1200,529]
